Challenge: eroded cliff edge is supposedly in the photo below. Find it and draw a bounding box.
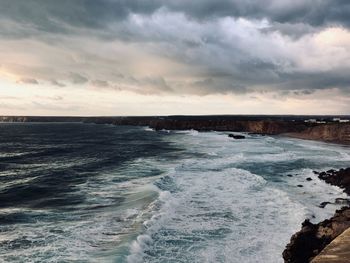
[285,123,350,145]
[283,168,350,263]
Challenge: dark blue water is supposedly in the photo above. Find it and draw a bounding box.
[0,123,181,208]
[0,123,182,262]
[0,123,350,263]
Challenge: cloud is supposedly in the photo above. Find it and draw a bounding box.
[0,1,349,36]
[0,0,349,104]
[0,102,26,110]
[17,77,39,84]
[68,72,88,84]
[36,95,63,101]
[91,79,109,87]
[31,101,78,111]
[51,79,66,87]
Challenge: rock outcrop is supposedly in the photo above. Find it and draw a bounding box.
[228,134,246,139]
[317,168,350,195]
[147,119,307,134]
[284,168,350,262]
[283,207,350,263]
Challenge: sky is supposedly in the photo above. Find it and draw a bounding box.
[0,0,350,116]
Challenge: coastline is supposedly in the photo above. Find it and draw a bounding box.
[1,115,350,145]
[283,168,350,263]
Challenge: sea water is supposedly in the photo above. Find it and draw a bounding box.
[0,123,349,263]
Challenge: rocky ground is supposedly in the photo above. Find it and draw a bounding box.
[317,168,350,195]
[283,168,350,263]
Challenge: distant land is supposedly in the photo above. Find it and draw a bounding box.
[1,115,350,144]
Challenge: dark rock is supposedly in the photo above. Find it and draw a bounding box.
[319,202,331,208]
[283,207,350,263]
[297,185,304,188]
[228,134,246,139]
[306,177,313,181]
[335,198,350,206]
[317,168,350,195]
[284,168,350,263]
[287,174,293,177]
[318,172,327,179]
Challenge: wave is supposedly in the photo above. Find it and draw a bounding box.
[127,165,302,262]
[143,127,154,132]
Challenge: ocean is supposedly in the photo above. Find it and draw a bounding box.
[0,123,349,263]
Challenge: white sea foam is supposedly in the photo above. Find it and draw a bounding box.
[143,127,154,132]
[175,129,199,136]
[3,126,350,263]
[126,130,350,263]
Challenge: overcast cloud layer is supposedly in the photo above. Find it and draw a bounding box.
[0,0,350,114]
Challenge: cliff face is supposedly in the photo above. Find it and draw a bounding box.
[147,119,306,134]
[285,124,350,144]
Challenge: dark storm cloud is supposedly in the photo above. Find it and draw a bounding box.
[1,0,349,36]
[0,0,349,97]
[277,70,350,92]
[162,0,350,29]
[263,22,317,38]
[0,0,159,36]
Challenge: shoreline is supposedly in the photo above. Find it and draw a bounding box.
[1,115,350,145]
[283,168,350,263]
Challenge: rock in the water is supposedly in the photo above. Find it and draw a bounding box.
[319,202,331,208]
[306,177,313,181]
[335,198,350,206]
[317,168,350,195]
[228,134,246,139]
[297,184,304,188]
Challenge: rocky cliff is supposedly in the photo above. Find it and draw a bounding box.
[146,119,307,134]
[283,207,350,263]
[285,123,350,144]
[283,168,350,263]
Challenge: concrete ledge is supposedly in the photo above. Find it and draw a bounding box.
[312,227,350,263]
